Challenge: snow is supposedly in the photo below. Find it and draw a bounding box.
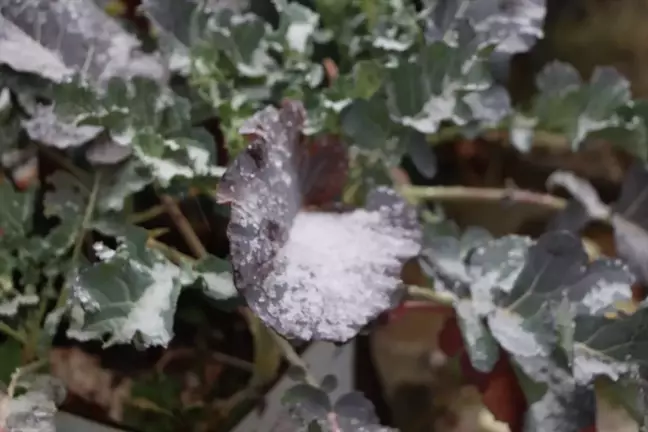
[251,207,421,341]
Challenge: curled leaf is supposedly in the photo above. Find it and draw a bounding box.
[547,171,610,221]
[217,101,421,341]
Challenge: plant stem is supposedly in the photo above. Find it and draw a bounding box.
[128,204,167,224]
[156,190,208,259]
[24,278,55,361]
[266,328,343,431]
[38,146,91,192]
[0,322,26,345]
[55,171,102,310]
[6,359,47,398]
[267,329,320,388]
[400,185,567,210]
[406,285,455,306]
[147,238,196,265]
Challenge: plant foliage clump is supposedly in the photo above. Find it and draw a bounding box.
[1,0,648,431]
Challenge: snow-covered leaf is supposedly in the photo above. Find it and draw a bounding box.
[385,38,491,134]
[512,62,634,151]
[611,162,648,285]
[466,0,547,54]
[547,170,610,221]
[96,160,152,213]
[0,0,165,86]
[273,0,320,55]
[3,375,66,432]
[547,167,648,286]
[68,226,185,348]
[217,101,421,341]
[419,226,501,372]
[282,384,397,432]
[423,0,547,54]
[0,16,72,83]
[0,294,39,317]
[191,255,237,301]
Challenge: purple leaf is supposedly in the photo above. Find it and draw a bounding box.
[217,101,422,341]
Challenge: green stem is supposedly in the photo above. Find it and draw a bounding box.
[267,328,320,387]
[428,125,572,151]
[129,204,167,225]
[406,285,455,306]
[55,171,102,310]
[156,189,208,259]
[147,238,196,265]
[7,358,47,398]
[400,185,567,210]
[0,322,26,344]
[38,146,91,192]
[24,277,56,361]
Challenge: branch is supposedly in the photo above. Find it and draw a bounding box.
[156,190,208,259]
[0,322,25,345]
[56,171,102,310]
[400,185,567,210]
[6,359,47,398]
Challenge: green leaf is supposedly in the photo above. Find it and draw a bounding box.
[514,61,634,151]
[402,128,437,178]
[340,98,393,150]
[0,181,34,244]
[68,226,186,348]
[43,171,85,218]
[191,255,237,301]
[548,166,648,287]
[273,0,320,55]
[282,383,332,421]
[0,0,163,86]
[420,227,500,372]
[97,161,153,213]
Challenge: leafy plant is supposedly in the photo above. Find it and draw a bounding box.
[1,0,648,431]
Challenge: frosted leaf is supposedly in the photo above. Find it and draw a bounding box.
[522,62,632,150]
[85,137,133,165]
[573,309,648,384]
[548,166,648,287]
[273,0,320,54]
[466,0,547,54]
[281,385,397,432]
[251,200,420,341]
[0,295,39,317]
[0,16,72,82]
[218,101,420,341]
[610,162,648,285]
[547,171,610,221]
[68,230,184,348]
[96,160,151,213]
[522,378,596,432]
[0,0,165,87]
[134,136,224,187]
[3,375,65,432]
[21,105,102,149]
[140,0,247,73]
[190,255,238,301]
